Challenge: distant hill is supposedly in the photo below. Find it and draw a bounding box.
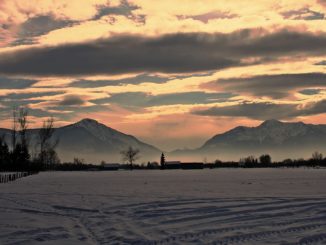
[0,118,161,163]
[171,120,326,161]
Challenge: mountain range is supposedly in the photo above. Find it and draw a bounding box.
[0,119,325,163]
[172,119,326,161]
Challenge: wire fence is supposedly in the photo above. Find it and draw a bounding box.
[0,171,38,184]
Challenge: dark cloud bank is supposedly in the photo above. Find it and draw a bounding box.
[0,29,325,76]
[193,100,326,120]
[202,73,326,99]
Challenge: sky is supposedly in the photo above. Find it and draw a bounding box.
[0,0,325,151]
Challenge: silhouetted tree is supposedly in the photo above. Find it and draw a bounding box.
[160,152,165,169]
[11,107,18,152]
[9,107,31,170]
[282,158,293,166]
[259,154,272,165]
[37,117,60,168]
[214,159,222,167]
[12,143,30,170]
[120,146,140,170]
[18,107,29,150]
[312,151,323,161]
[0,135,10,171]
[240,155,257,168]
[73,157,85,165]
[312,151,323,167]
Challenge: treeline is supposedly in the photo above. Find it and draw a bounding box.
[58,151,326,171]
[212,152,326,168]
[0,107,60,172]
[53,158,97,171]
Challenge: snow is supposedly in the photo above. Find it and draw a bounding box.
[73,118,118,142]
[1,168,326,244]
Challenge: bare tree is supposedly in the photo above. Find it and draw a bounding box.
[39,117,55,153]
[38,117,59,166]
[18,107,29,149]
[312,151,323,163]
[11,107,18,151]
[10,107,30,168]
[120,146,140,169]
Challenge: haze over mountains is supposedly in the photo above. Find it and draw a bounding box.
[172,119,326,161]
[0,119,325,163]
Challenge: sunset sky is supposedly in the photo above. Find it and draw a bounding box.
[0,0,325,151]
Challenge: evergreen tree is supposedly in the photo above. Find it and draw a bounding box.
[12,143,30,171]
[160,152,165,169]
[0,136,10,171]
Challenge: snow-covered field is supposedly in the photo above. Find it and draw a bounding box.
[1,169,326,244]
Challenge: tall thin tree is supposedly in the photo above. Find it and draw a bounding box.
[38,117,59,166]
[18,107,29,150]
[11,107,18,151]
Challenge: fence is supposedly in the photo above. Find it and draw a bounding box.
[0,171,38,184]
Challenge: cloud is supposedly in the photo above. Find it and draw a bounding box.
[0,107,41,119]
[0,99,45,109]
[11,15,76,46]
[44,104,111,122]
[315,60,326,65]
[0,0,111,46]
[202,73,326,99]
[301,99,326,116]
[299,88,323,95]
[0,91,64,100]
[91,91,234,108]
[93,0,145,23]
[192,100,326,120]
[0,77,37,89]
[0,91,65,111]
[0,33,236,76]
[318,0,326,8]
[59,95,85,106]
[0,29,325,76]
[68,74,170,88]
[0,0,142,47]
[178,10,238,23]
[193,102,296,120]
[281,8,325,20]
[304,100,326,115]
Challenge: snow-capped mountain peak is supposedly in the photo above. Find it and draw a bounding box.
[75,118,100,128]
[259,119,283,128]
